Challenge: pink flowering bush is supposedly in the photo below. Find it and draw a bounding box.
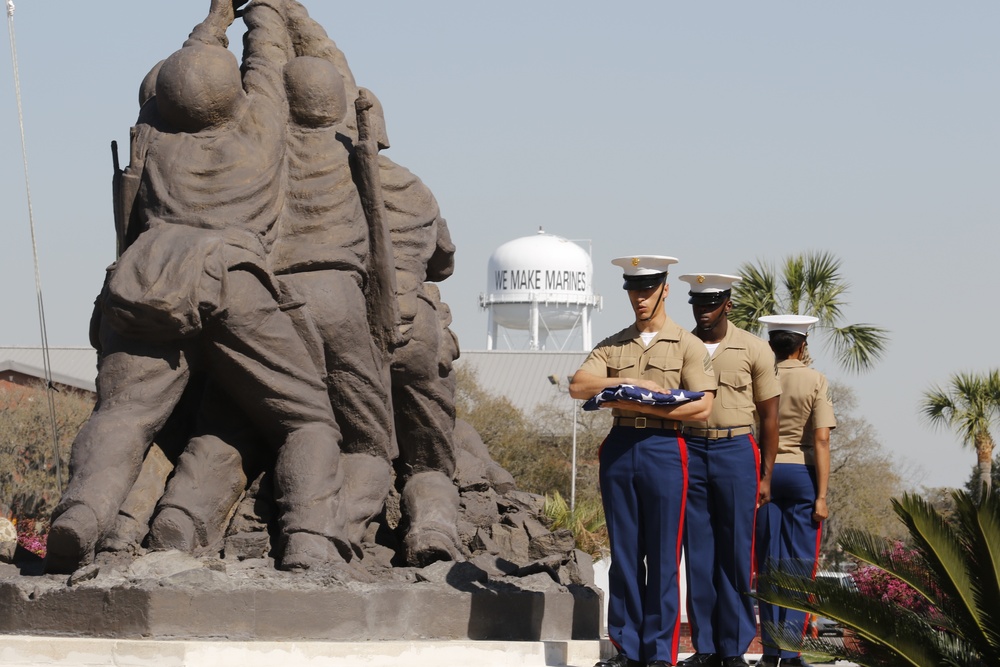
[14,517,47,558]
[851,541,938,617]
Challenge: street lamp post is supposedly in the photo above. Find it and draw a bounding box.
[548,374,578,511]
[570,397,577,511]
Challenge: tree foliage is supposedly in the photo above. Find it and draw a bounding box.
[455,366,558,495]
[964,450,1000,499]
[729,251,889,373]
[821,382,908,567]
[756,487,1000,666]
[544,491,607,560]
[920,369,1000,499]
[0,382,94,522]
[455,365,613,505]
[455,366,611,555]
[529,395,611,510]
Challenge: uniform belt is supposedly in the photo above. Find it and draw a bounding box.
[682,425,753,440]
[613,417,682,430]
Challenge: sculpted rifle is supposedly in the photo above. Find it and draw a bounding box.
[352,89,401,359]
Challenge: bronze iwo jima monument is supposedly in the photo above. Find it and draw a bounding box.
[0,0,600,651]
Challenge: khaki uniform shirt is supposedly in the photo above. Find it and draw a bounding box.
[577,316,717,420]
[684,325,781,430]
[774,359,836,465]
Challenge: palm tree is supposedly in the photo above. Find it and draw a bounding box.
[729,251,889,373]
[755,488,1000,666]
[920,370,1000,497]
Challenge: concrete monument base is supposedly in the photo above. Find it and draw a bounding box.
[0,551,601,644]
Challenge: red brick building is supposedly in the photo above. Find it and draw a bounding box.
[0,346,97,396]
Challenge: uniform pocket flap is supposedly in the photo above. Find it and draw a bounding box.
[645,356,683,372]
[606,351,638,373]
[719,370,751,390]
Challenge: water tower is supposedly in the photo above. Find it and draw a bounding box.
[479,229,602,351]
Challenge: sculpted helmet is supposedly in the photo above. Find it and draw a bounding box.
[155,44,245,132]
[284,56,347,129]
[138,60,164,108]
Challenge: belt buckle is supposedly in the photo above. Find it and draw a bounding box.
[634,417,647,429]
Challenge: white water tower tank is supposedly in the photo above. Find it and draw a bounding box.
[479,229,602,351]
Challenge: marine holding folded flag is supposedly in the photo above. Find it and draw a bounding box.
[570,255,717,667]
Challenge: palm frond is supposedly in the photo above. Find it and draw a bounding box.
[781,254,807,315]
[756,567,947,666]
[921,385,957,427]
[822,323,890,374]
[800,251,849,327]
[988,370,1000,404]
[890,494,981,637]
[954,489,1000,655]
[761,487,1000,665]
[731,259,779,333]
[919,372,1000,448]
[729,252,889,372]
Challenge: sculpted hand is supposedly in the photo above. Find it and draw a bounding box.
[209,0,237,22]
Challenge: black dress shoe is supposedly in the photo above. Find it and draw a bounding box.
[720,657,750,667]
[595,652,643,667]
[755,657,779,667]
[779,658,812,667]
[648,661,673,667]
[678,654,721,667]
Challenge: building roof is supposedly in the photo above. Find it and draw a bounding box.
[0,346,98,392]
[455,350,589,417]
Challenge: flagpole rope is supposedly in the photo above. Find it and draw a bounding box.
[6,0,64,494]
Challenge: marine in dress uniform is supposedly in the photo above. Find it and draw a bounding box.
[571,256,717,667]
[754,316,836,667]
[676,274,782,667]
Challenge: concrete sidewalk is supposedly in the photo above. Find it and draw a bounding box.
[2,636,604,667]
[0,636,864,666]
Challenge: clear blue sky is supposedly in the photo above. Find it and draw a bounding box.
[2,1,997,491]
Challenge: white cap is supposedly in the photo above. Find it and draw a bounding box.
[612,255,679,290]
[677,273,742,304]
[759,314,818,336]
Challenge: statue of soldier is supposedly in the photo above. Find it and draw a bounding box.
[45,0,347,574]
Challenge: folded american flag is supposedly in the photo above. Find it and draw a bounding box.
[582,384,704,411]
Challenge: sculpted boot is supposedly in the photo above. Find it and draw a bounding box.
[101,443,174,553]
[400,470,464,567]
[44,504,100,574]
[280,531,347,570]
[148,507,198,553]
[333,453,393,559]
[100,514,146,553]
